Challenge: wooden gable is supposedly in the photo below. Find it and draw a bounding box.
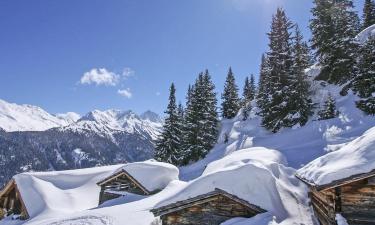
[151,188,266,225]
[0,179,29,220]
[97,170,150,205]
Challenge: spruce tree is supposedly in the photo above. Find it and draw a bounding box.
[289,25,314,126]
[257,54,271,115]
[221,67,241,119]
[201,70,219,152]
[310,0,335,62]
[261,8,295,132]
[362,0,375,29]
[155,83,182,165]
[318,93,339,120]
[352,36,375,115]
[310,0,360,84]
[242,75,256,120]
[181,71,218,164]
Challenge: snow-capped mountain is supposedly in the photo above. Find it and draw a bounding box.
[0,99,80,132]
[63,109,162,140]
[0,99,163,186]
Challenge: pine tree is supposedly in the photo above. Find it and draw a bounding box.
[221,67,241,119]
[257,54,271,115]
[310,0,335,62]
[288,25,314,126]
[352,36,375,115]
[310,0,360,84]
[318,93,339,120]
[242,75,256,120]
[181,71,218,164]
[155,83,182,165]
[261,8,295,132]
[362,0,375,29]
[201,70,219,152]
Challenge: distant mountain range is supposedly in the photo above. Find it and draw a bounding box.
[0,99,162,186]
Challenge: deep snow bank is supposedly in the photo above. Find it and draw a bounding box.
[297,126,375,186]
[156,148,312,224]
[12,164,124,219]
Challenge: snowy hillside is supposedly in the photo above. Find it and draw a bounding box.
[179,65,375,180]
[0,99,80,132]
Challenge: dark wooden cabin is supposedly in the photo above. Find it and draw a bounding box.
[296,170,375,225]
[0,179,29,220]
[97,169,152,205]
[151,188,266,225]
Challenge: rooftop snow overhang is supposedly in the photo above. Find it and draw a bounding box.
[295,169,375,191]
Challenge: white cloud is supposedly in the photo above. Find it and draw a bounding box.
[80,68,119,86]
[118,88,132,99]
[122,67,135,78]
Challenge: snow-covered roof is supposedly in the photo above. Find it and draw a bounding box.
[10,164,123,218]
[356,24,375,44]
[99,160,179,193]
[296,127,375,189]
[154,148,307,222]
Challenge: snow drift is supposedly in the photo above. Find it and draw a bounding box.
[12,165,124,219]
[156,148,312,224]
[296,126,375,186]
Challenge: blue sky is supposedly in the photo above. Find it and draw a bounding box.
[0,0,365,115]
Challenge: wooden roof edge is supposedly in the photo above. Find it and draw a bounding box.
[151,188,266,216]
[96,170,125,186]
[0,179,16,197]
[97,169,150,195]
[0,179,30,219]
[295,169,375,191]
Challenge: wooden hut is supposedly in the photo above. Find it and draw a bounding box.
[151,188,266,225]
[97,169,151,204]
[0,179,29,220]
[296,171,375,225]
[96,160,179,205]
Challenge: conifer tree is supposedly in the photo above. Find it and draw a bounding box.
[289,25,314,126]
[242,75,256,120]
[310,0,335,62]
[257,54,271,114]
[181,71,218,164]
[310,0,360,84]
[362,0,375,29]
[318,93,339,120]
[221,67,241,119]
[352,36,375,115]
[155,83,182,165]
[261,8,295,132]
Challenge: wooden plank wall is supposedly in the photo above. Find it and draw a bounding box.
[311,178,375,225]
[160,195,260,225]
[340,179,375,225]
